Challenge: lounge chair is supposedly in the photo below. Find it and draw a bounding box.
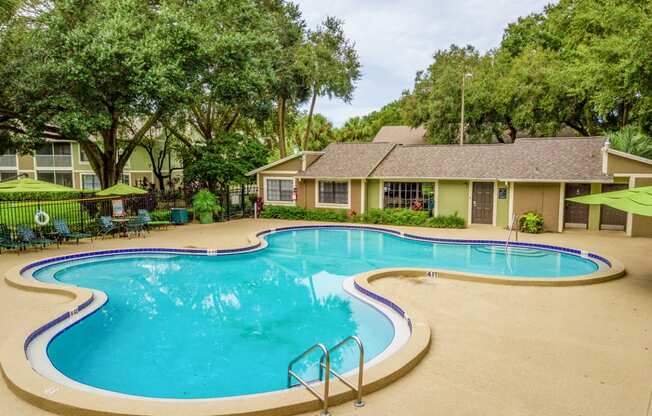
[127,217,146,238]
[53,219,93,244]
[17,224,56,250]
[0,224,27,253]
[97,216,117,239]
[138,209,170,230]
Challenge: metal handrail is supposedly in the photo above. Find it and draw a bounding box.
[320,335,365,408]
[287,343,331,416]
[505,213,518,252]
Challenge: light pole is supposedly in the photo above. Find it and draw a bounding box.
[459,72,473,145]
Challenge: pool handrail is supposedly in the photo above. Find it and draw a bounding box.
[287,343,331,415]
[320,335,365,408]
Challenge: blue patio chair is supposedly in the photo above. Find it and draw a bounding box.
[17,224,56,250]
[97,216,117,239]
[138,209,170,230]
[0,224,27,253]
[53,219,93,244]
[127,216,146,238]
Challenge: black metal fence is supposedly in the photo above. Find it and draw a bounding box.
[0,185,259,239]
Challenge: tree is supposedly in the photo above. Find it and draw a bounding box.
[182,132,269,197]
[288,113,335,151]
[0,0,201,187]
[298,16,360,150]
[139,128,183,192]
[609,126,652,159]
[264,0,309,158]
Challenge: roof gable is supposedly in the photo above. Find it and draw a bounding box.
[298,143,395,178]
[372,126,427,145]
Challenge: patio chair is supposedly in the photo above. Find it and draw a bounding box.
[16,224,56,250]
[97,216,117,239]
[53,219,93,244]
[138,209,170,230]
[0,224,27,253]
[127,216,146,238]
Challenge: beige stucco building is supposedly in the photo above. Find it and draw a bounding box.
[249,132,652,237]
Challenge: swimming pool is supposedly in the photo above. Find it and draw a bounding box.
[25,226,602,400]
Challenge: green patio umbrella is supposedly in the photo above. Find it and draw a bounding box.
[0,177,76,193]
[96,183,147,197]
[566,186,652,216]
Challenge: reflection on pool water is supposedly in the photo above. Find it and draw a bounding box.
[32,227,598,399]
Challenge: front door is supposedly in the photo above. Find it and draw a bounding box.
[564,183,591,228]
[472,182,494,224]
[600,183,628,230]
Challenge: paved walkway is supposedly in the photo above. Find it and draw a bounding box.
[0,219,650,416]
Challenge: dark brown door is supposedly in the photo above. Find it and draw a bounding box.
[564,183,590,227]
[472,182,494,224]
[600,184,628,230]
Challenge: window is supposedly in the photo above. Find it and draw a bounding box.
[266,179,293,202]
[37,171,73,187]
[121,174,130,185]
[383,182,434,209]
[0,150,16,168]
[0,170,18,181]
[81,174,101,190]
[80,148,89,163]
[35,142,72,167]
[318,181,348,205]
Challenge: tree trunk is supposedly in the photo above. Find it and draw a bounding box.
[277,96,287,158]
[302,89,318,151]
[505,117,517,143]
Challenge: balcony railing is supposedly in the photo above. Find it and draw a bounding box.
[0,154,16,168]
[35,154,72,168]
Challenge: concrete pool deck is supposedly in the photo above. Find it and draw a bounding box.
[0,219,650,416]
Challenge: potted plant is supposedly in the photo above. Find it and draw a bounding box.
[192,190,219,224]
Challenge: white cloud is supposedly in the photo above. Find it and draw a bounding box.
[295,0,554,126]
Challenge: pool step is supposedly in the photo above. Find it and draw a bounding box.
[287,335,365,416]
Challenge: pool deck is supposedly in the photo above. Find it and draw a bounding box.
[0,219,650,416]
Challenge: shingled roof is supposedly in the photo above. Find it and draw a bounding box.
[370,137,610,181]
[298,142,395,178]
[372,126,428,145]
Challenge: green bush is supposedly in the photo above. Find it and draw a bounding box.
[425,214,466,229]
[260,206,465,229]
[150,209,171,221]
[0,200,91,227]
[0,191,94,202]
[260,205,349,222]
[519,211,544,233]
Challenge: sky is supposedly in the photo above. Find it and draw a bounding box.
[295,0,553,127]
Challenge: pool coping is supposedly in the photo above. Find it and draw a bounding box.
[0,224,624,416]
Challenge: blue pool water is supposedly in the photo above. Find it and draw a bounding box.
[32,228,598,399]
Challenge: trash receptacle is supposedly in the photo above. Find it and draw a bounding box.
[171,208,189,225]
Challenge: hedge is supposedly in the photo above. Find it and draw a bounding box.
[260,206,465,229]
[0,200,92,229]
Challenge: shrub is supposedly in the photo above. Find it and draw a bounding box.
[0,200,91,228]
[260,206,465,229]
[519,211,544,233]
[150,209,171,221]
[260,205,349,222]
[425,214,466,229]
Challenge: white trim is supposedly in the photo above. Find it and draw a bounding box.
[360,180,366,214]
[246,151,323,176]
[433,180,439,216]
[613,173,652,178]
[558,182,565,233]
[263,177,296,206]
[315,179,351,209]
[258,170,297,175]
[626,177,634,236]
[371,176,614,183]
[492,181,498,227]
[508,181,514,227]
[467,180,473,224]
[607,148,652,166]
